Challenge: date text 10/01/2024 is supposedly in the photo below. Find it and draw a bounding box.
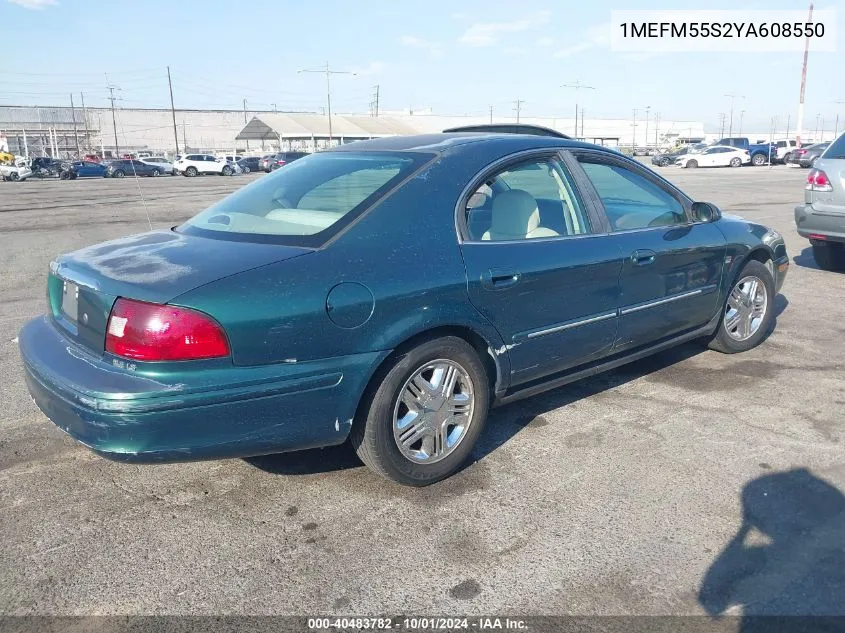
[307,617,528,630]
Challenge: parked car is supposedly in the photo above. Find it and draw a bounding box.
[105,159,166,178]
[258,154,275,171]
[174,154,234,177]
[0,159,33,181]
[19,133,789,485]
[62,161,108,179]
[82,154,101,163]
[772,139,798,164]
[676,145,750,168]
[265,151,309,172]
[30,156,70,177]
[236,156,262,173]
[139,157,175,175]
[794,133,845,270]
[787,142,830,168]
[651,144,706,167]
[713,137,774,166]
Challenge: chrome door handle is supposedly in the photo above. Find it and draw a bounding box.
[631,249,656,266]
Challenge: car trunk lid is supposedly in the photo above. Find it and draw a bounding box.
[48,230,312,356]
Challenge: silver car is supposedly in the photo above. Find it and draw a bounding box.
[794,132,845,270]
[139,157,175,175]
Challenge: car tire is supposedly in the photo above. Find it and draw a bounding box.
[8,172,19,182]
[707,260,775,354]
[152,168,161,177]
[729,157,742,167]
[783,152,792,164]
[222,165,233,176]
[113,169,125,178]
[350,336,490,486]
[59,171,70,180]
[752,153,767,166]
[185,166,198,177]
[812,242,845,272]
[243,166,250,173]
[686,159,698,168]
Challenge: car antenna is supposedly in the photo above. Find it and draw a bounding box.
[114,109,153,231]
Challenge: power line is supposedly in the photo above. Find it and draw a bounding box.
[297,62,357,143]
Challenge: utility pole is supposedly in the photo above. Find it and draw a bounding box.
[797,2,814,147]
[370,84,380,117]
[724,93,745,137]
[489,105,493,124]
[69,93,80,156]
[739,109,745,136]
[167,66,179,156]
[580,108,585,138]
[643,105,651,150]
[271,103,277,112]
[786,113,791,140]
[182,120,187,152]
[631,108,638,149]
[298,62,357,145]
[513,99,525,123]
[562,80,595,137]
[719,113,727,138]
[815,113,821,141]
[106,82,120,157]
[835,99,844,137]
[80,92,90,151]
[654,111,660,147]
[243,98,250,150]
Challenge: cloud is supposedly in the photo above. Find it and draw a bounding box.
[6,0,57,7]
[537,36,555,47]
[353,61,386,75]
[554,23,610,58]
[458,10,551,47]
[400,35,444,58]
[451,12,465,19]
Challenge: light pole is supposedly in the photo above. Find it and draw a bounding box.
[298,62,357,146]
[835,99,844,137]
[739,109,745,136]
[643,105,651,151]
[561,81,595,138]
[815,113,821,141]
[724,93,745,137]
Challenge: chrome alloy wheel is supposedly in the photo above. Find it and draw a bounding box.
[724,275,768,341]
[392,359,475,464]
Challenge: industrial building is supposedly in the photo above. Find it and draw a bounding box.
[0,105,707,158]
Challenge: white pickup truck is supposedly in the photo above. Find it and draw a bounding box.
[1,159,33,181]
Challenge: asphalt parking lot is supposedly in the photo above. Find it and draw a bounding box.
[1,166,843,618]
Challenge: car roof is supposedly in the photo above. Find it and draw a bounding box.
[332,133,597,155]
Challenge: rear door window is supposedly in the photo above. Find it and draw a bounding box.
[822,135,845,159]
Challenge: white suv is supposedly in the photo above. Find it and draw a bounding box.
[773,139,798,163]
[174,154,234,177]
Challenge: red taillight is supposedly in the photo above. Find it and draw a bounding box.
[806,169,834,192]
[106,298,229,361]
[276,159,286,166]
[796,149,808,156]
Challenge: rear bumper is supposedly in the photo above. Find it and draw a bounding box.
[19,315,386,462]
[795,204,845,244]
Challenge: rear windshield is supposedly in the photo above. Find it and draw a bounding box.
[179,151,430,246]
[823,134,845,159]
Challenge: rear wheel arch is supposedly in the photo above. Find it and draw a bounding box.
[352,325,504,428]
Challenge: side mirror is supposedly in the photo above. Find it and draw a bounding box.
[691,201,722,223]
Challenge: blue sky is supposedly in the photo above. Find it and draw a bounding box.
[1,0,843,133]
